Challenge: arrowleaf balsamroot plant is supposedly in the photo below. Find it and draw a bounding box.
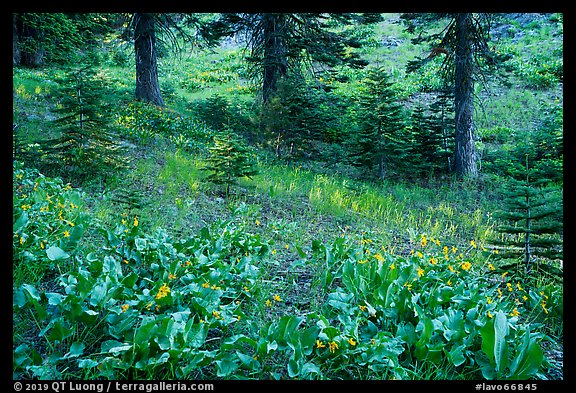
[13,163,560,380]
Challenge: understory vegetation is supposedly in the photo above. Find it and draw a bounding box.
[13,12,563,381]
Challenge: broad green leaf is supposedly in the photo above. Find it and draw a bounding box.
[77,359,99,369]
[493,310,509,374]
[185,322,208,348]
[215,356,238,377]
[13,210,29,232]
[101,340,132,355]
[46,246,70,261]
[155,335,171,351]
[89,282,109,307]
[46,319,73,343]
[300,361,320,378]
[135,238,147,251]
[301,326,320,355]
[287,358,300,378]
[135,317,158,345]
[447,344,467,367]
[267,340,278,353]
[64,224,84,250]
[276,315,303,343]
[507,328,544,379]
[65,342,85,358]
[236,351,258,369]
[45,292,63,306]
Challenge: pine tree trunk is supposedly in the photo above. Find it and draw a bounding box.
[262,14,288,104]
[134,13,164,107]
[453,13,478,179]
[14,14,45,67]
[13,14,21,66]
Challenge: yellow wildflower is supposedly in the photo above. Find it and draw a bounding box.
[348,337,357,346]
[358,305,367,312]
[470,240,477,249]
[273,294,282,302]
[168,273,177,280]
[461,261,472,271]
[389,262,396,270]
[121,304,129,313]
[429,256,437,265]
[63,231,70,238]
[507,283,513,292]
[516,282,524,291]
[448,265,455,273]
[421,235,428,247]
[202,282,210,288]
[265,299,272,307]
[541,300,549,314]
[509,308,520,317]
[328,341,339,354]
[212,310,221,319]
[488,263,495,271]
[155,283,170,300]
[487,311,493,318]
[316,340,326,349]
[417,266,425,278]
[255,219,260,226]
[133,216,139,226]
[416,251,423,258]
[497,288,503,298]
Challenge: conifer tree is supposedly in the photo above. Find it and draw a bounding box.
[491,155,563,275]
[409,105,446,177]
[39,65,123,183]
[202,131,259,197]
[348,66,408,179]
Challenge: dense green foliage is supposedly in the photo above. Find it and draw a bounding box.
[13,12,563,381]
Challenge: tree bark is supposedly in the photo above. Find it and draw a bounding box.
[13,14,21,66]
[14,14,45,67]
[134,13,164,107]
[262,14,288,104]
[453,13,478,178]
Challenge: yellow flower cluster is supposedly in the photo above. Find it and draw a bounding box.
[155,283,170,300]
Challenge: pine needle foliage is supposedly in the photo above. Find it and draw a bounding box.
[347,66,409,179]
[27,65,125,184]
[202,131,259,197]
[491,155,563,275]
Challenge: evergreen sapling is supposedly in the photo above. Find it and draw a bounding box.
[202,132,259,197]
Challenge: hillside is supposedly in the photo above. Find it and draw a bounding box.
[13,13,563,381]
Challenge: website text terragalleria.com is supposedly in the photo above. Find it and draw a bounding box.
[15,382,214,393]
